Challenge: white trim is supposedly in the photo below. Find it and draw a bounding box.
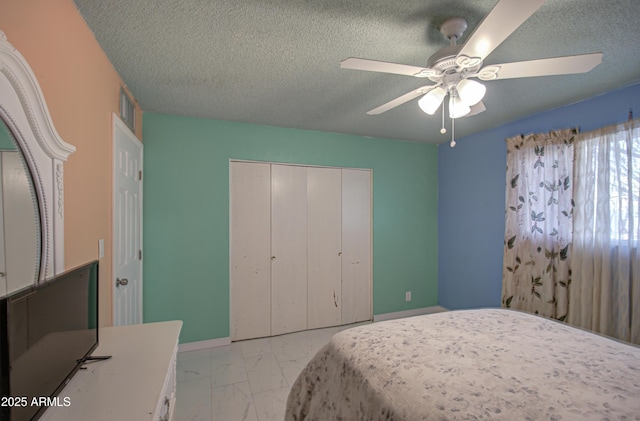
[373,305,448,322]
[229,158,372,172]
[178,337,231,353]
[0,29,75,282]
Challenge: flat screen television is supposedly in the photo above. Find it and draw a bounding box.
[0,260,99,421]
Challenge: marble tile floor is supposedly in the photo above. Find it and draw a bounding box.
[175,323,367,421]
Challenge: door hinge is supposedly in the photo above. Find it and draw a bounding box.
[138,170,142,181]
[138,250,142,260]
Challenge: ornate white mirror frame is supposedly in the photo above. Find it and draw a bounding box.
[0,30,76,281]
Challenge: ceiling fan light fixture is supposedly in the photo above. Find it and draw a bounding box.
[456,79,486,106]
[418,86,446,115]
[448,92,470,119]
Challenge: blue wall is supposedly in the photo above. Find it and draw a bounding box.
[438,82,640,310]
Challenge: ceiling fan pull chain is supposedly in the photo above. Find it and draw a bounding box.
[450,118,456,148]
[440,102,447,134]
[450,96,456,148]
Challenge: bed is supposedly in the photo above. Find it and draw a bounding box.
[285,309,640,420]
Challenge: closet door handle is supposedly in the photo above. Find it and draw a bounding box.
[271,256,276,260]
[338,252,342,256]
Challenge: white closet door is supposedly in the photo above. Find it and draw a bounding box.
[230,162,272,340]
[307,167,342,329]
[341,169,372,324]
[271,164,308,335]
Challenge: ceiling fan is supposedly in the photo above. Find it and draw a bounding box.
[340,0,603,146]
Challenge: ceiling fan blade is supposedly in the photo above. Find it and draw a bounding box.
[465,101,486,117]
[477,53,603,80]
[341,57,437,78]
[366,85,435,115]
[456,0,545,67]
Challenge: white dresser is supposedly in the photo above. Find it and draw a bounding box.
[40,321,182,421]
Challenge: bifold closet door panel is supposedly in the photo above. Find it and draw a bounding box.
[307,167,342,329]
[230,162,272,341]
[341,169,372,324]
[271,164,308,336]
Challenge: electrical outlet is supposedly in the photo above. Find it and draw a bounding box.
[405,291,411,302]
[98,239,104,259]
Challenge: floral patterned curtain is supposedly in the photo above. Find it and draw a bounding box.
[502,129,576,320]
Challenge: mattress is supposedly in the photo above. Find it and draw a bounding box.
[285,309,640,420]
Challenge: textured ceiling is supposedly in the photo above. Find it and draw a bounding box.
[73,0,640,143]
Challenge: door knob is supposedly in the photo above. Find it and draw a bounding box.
[116,278,129,287]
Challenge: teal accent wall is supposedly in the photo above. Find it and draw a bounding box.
[143,113,438,343]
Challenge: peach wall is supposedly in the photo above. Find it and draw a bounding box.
[0,0,143,327]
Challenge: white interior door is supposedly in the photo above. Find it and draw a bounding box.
[341,169,372,324]
[230,161,272,340]
[113,114,143,326]
[307,167,342,329]
[271,164,308,336]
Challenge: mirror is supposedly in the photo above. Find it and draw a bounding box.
[0,119,41,295]
[1,29,75,293]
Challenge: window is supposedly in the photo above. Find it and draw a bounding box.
[576,120,640,242]
[608,131,640,241]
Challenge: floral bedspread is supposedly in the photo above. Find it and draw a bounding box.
[285,309,640,420]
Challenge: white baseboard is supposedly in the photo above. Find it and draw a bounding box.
[373,305,448,322]
[178,337,231,353]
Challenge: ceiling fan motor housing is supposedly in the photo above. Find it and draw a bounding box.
[427,45,483,85]
[426,17,484,82]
